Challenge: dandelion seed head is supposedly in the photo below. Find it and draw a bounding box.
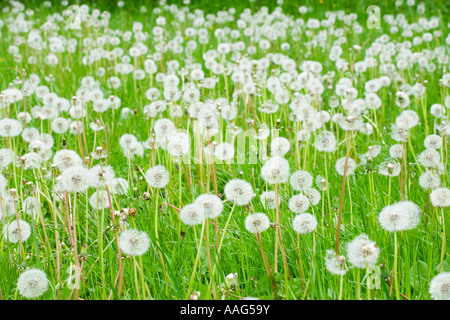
[260,191,279,210]
[325,250,348,275]
[335,157,356,176]
[179,203,205,225]
[418,170,441,190]
[290,170,313,192]
[292,213,317,234]
[418,148,441,168]
[378,201,421,232]
[260,156,290,184]
[17,269,48,299]
[347,234,379,269]
[288,194,310,214]
[271,137,291,157]
[314,130,336,152]
[3,219,31,243]
[430,272,450,300]
[118,229,150,256]
[60,166,89,192]
[224,179,254,206]
[194,194,223,219]
[145,165,170,189]
[430,188,450,208]
[245,213,270,234]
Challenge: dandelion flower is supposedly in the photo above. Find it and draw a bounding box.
[418,149,440,168]
[89,189,110,210]
[224,179,254,206]
[419,170,441,190]
[347,234,379,269]
[260,156,290,184]
[53,150,82,171]
[429,272,450,300]
[110,177,129,195]
[260,191,279,210]
[314,130,336,152]
[214,142,235,161]
[0,148,14,168]
[245,213,270,234]
[59,166,90,192]
[325,250,348,275]
[88,164,115,188]
[179,203,205,226]
[4,219,31,243]
[378,159,401,177]
[271,137,291,157]
[118,229,150,256]
[292,213,317,234]
[194,194,223,219]
[430,188,450,208]
[335,157,356,176]
[145,165,170,189]
[17,269,48,299]
[288,194,310,214]
[378,201,421,232]
[424,135,442,150]
[290,170,313,192]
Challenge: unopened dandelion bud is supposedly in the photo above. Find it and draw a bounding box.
[143,192,151,200]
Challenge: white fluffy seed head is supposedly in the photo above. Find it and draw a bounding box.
[180,203,205,225]
[335,157,356,176]
[214,142,235,161]
[325,250,348,275]
[109,177,129,195]
[346,234,379,269]
[194,194,223,219]
[89,189,110,210]
[88,164,115,188]
[145,165,170,189]
[430,188,450,208]
[292,213,317,234]
[271,137,291,157]
[224,179,254,206]
[424,134,443,150]
[314,130,336,152]
[17,269,48,299]
[245,213,270,234]
[389,144,403,159]
[118,229,150,256]
[429,272,450,300]
[59,166,90,192]
[288,194,310,214]
[418,149,441,168]
[304,187,321,205]
[260,156,290,184]
[378,201,421,232]
[418,170,441,190]
[260,191,278,210]
[378,159,401,177]
[4,219,31,243]
[53,150,82,171]
[290,170,313,191]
